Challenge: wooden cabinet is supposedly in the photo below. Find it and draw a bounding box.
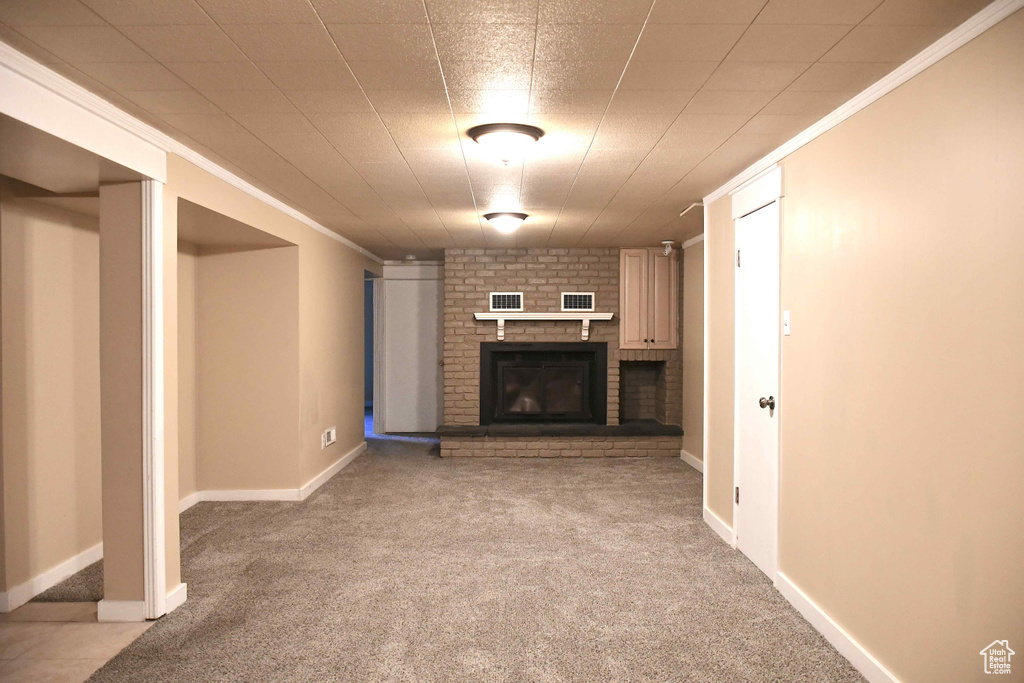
[619,248,678,350]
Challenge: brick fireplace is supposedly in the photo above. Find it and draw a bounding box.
[440,248,683,457]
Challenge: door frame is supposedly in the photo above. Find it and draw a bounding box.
[372,275,386,434]
[731,166,784,579]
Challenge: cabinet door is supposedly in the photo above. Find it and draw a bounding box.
[619,248,649,349]
[647,249,678,349]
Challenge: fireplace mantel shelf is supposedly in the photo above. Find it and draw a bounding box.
[474,311,614,341]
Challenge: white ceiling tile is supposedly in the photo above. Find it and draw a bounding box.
[259,61,361,90]
[606,89,696,114]
[761,89,853,115]
[538,0,654,24]
[0,24,65,63]
[755,0,881,25]
[16,25,153,62]
[648,0,766,24]
[425,0,538,24]
[346,60,446,90]
[820,24,943,63]
[535,24,642,62]
[0,0,106,26]
[449,89,530,113]
[432,23,536,62]
[726,24,850,62]
[633,24,745,61]
[195,0,322,24]
[442,59,534,90]
[378,112,460,148]
[80,0,211,25]
[222,24,340,62]
[280,90,373,115]
[365,90,452,114]
[123,89,220,113]
[75,61,192,90]
[862,0,990,26]
[326,23,438,61]
[785,61,898,91]
[167,61,278,90]
[309,0,427,23]
[529,89,612,113]
[120,25,248,62]
[402,147,467,175]
[736,112,816,137]
[683,89,776,116]
[702,61,809,91]
[656,113,748,150]
[205,89,301,113]
[618,60,719,90]
[530,61,624,90]
[590,113,675,149]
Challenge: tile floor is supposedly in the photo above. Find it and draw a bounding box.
[0,603,151,682]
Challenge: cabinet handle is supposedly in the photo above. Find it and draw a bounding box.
[644,339,648,343]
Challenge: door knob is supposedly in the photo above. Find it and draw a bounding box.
[759,396,775,410]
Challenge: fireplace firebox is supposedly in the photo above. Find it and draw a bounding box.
[480,342,607,425]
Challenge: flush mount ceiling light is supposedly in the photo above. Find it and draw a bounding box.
[468,123,544,164]
[484,212,528,234]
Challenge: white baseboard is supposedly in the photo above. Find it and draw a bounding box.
[703,506,736,547]
[0,542,103,613]
[98,599,147,622]
[194,488,302,503]
[775,572,900,683]
[177,441,367,508]
[165,583,187,614]
[178,491,201,513]
[680,449,703,473]
[299,441,366,500]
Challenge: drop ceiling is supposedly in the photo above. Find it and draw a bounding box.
[0,0,989,259]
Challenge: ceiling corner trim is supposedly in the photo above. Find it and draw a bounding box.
[0,41,384,264]
[681,234,704,250]
[702,0,1024,206]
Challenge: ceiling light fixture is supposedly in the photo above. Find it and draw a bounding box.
[484,212,528,234]
[468,123,544,165]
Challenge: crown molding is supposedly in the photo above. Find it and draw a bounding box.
[0,41,383,264]
[703,0,1024,205]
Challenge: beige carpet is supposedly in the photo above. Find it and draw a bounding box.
[86,434,862,681]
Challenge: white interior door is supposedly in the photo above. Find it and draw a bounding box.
[734,200,781,578]
[383,278,442,432]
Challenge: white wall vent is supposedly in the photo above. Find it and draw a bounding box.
[490,292,523,312]
[561,292,594,312]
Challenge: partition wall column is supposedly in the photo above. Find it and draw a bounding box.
[98,180,166,621]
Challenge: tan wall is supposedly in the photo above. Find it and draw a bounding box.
[99,182,145,601]
[705,11,1024,681]
[164,154,378,498]
[0,191,103,590]
[705,197,734,523]
[177,246,198,500]
[681,242,703,461]
[196,246,300,490]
